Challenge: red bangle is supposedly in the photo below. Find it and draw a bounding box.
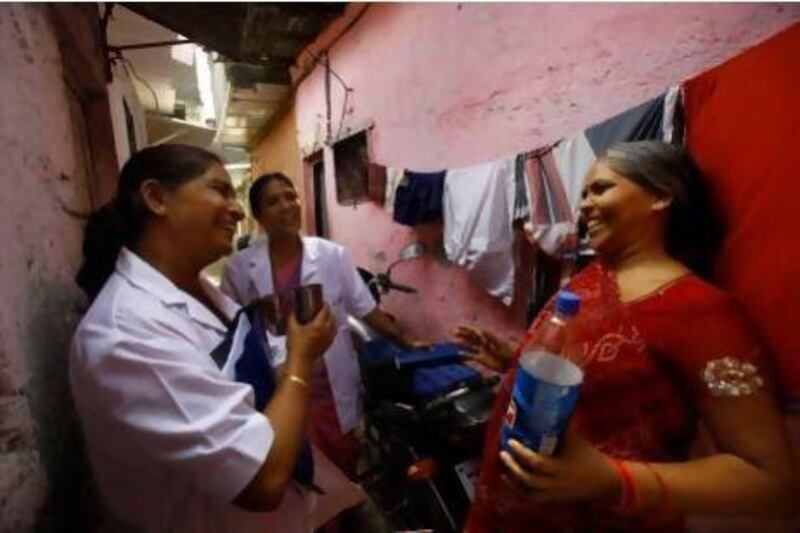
[610,458,641,515]
[642,462,674,520]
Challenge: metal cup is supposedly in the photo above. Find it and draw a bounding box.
[260,294,287,336]
[295,284,323,325]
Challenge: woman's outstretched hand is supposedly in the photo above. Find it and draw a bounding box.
[453,325,515,372]
[499,426,620,505]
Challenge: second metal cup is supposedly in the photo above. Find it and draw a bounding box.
[295,284,323,325]
[261,294,287,336]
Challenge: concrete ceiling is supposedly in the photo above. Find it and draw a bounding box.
[106,6,198,117]
[124,3,345,83]
[108,2,345,148]
[121,3,345,147]
[220,81,290,146]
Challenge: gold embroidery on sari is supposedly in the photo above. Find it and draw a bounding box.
[700,356,764,397]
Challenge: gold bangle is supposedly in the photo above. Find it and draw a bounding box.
[286,374,309,391]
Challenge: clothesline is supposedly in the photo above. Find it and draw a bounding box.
[367,85,683,306]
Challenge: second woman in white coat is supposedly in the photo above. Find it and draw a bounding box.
[221,172,415,477]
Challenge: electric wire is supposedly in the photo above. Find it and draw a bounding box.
[303,48,354,141]
[115,54,161,115]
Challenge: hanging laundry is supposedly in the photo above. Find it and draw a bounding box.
[393,170,446,226]
[384,167,405,214]
[517,148,578,323]
[521,148,575,257]
[444,158,517,306]
[551,133,596,224]
[662,85,684,145]
[513,154,532,222]
[584,93,666,154]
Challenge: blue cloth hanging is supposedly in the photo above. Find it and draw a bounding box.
[393,170,446,226]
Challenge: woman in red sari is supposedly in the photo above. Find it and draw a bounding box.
[457,141,796,532]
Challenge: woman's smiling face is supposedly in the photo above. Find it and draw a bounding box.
[160,162,244,262]
[256,178,302,239]
[579,159,665,258]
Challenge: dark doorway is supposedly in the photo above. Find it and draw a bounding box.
[304,151,328,238]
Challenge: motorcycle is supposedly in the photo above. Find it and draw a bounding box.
[349,243,499,532]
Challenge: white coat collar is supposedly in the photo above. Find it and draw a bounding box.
[116,247,237,332]
[247,235,321,295]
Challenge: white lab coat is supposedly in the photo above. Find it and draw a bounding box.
[69,247,313,533]
[220,236,377,433]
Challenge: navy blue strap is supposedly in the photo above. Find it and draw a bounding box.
[214,303,315,487]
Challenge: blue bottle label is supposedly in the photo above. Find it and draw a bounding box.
[501,352,583,456]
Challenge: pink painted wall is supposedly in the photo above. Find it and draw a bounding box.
[285,3,800,343]
[0,4,118,530]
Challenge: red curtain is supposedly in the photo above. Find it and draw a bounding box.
[683,22,800,402]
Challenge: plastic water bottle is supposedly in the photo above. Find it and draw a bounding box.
[501,290,582,456]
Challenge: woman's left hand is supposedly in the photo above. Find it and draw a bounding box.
[500,426,620,504]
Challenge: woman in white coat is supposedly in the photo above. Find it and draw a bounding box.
[71,145,337,532]
[221,172,415,478]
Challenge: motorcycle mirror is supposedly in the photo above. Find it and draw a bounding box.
[397,242,425,262]
[387,242,425,275]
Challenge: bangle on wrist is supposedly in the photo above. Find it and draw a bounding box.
[610,458,641,515]
[286,374,309,391]
[642,462,674,521]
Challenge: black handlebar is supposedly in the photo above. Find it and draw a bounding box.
[358,267,418,304]
[387,281,417,294]
[421,374,500,413]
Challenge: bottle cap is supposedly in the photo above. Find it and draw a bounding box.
[555,290,580,317]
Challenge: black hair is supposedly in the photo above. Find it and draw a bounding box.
[602,140,723,278]
[76,144,222,301]
[248,172,295,218]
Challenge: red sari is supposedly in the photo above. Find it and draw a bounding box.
[466,261,768,532]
